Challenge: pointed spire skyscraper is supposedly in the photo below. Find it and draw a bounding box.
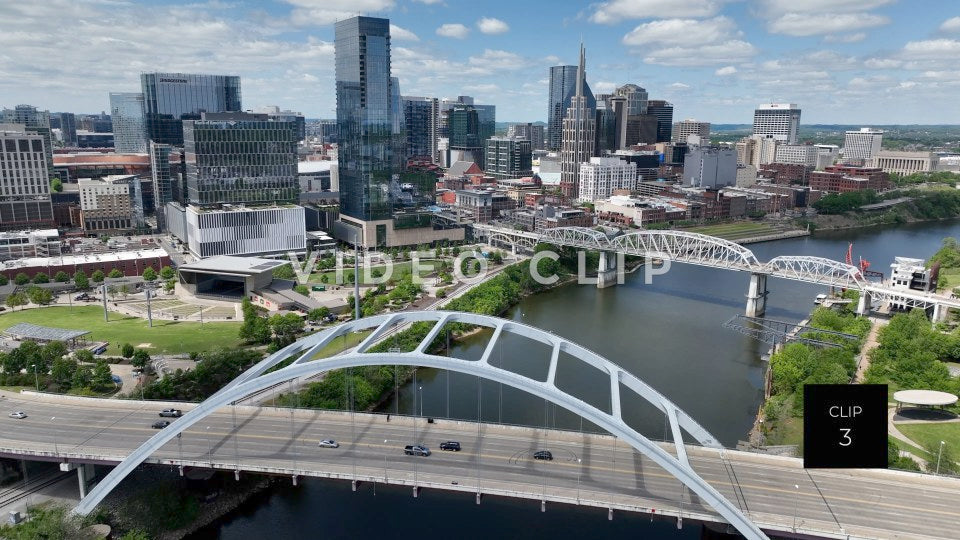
[559,43,597,200]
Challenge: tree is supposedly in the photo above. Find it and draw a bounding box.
[121,343,135,359]
[269,313,305,346]
[50,358,78,391]
[74,349,94,364]
[307,307,331,321]
[293,284,310,296]
[32,272,49,284]
[26,286,53,306]
[53,271,70,283]
[160,265,175,280]
[91,269,105,283]
[0,274,7,286]
[14,273,30,285]
[319,273,329,284]
[163,279,175,293]
[131,349,151,371]
[90,360,114,391]
[108,268,123,278]
[73,270,89,290]
[6,292,27,311]
[272,263,297,280]
[50,178,63,192]
[142,266,157,282]
[72,364,93,389]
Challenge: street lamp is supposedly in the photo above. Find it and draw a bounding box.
[792,484,800,531]
[937,440,946,475]
[576,458,582,504]
[418,385,424,419]
[383,439,389,481]
[51,417,58,454]
[31,364,39,391]
[206,426,213,465]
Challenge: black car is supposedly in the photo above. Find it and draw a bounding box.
[159,408,183,418]
[439,441,461,451]
[533,450,553,461]
[152,420,170,429]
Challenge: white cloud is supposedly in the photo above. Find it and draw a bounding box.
[466,49,534,75]
[643,40,757,66]
[824,32,866,43]
[413,0,444,3]
[591,0,720,23]
[390,24,419,42]
[436,23,469,39]
[864,57,902,69]
[283,0,396,26]
[623,17,738,47]
[754,0,893,17]
[477,17,509,35]
[902,39,960,59]
[766,13,888,36]
[941,16,960,33]
[669,82,691,90]
[593,81,617,93]
[715,65,737,76]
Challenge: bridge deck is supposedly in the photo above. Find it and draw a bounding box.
[1,391,957,539]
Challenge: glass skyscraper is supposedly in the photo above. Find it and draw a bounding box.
[109,92,147,153]
[141,72,241,146]
[182,112,298,206]
[548,65,594,151]
[335,16,398,222]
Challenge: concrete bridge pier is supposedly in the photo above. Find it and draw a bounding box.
[597,251,623,289]
[933,303,949,323]
[856,290,872,317]
[745,273,768,317]
[61,463,95,498]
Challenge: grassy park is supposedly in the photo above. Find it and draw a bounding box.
[898,423,960,457]
[0,305,241,355]
[684,221,780,241]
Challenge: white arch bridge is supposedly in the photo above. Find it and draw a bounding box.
[70,311,771,537]
[474,224,960,318]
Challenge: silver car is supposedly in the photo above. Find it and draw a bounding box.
[8,411,26,419]
[318,439,340,448]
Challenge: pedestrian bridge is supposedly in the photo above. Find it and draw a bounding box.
[475,224,960,318]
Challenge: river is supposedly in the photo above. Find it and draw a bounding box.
[193,220,960,539]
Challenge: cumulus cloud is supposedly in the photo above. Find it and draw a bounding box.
[668,82,691,90]
[941,16,960,33]
[477,17,509,34]
[824,32,866,43]
[715,65,737,76]
[390,24,419,42]
[754,0,893,17]
[902,39,960,59]
[767,13,888,36]
[436,23,469,39]
[623,17,738,47]
[591,0,720,23]
[283,0,396,26]
[643,40,757,66]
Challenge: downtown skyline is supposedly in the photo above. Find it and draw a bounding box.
[1,1,959,124]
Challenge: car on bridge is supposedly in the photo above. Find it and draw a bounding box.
[152,420,170,429]
[404,444,431,456]
[439,441,461,451]
[159,409,183,417]
[8,411,27,419]
[317,439,340,448]
[533,450,553,461]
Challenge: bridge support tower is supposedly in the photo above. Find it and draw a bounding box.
[597,251,623,289]
[745,273,768,317]
[856,290,872,317]
[933,303,949,323]
[61,463,95,498]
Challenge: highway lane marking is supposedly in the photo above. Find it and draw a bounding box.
[4,422,960,526]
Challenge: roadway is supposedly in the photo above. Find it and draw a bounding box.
[2,391,959,539]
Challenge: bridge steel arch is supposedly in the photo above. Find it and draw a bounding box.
[538,226,611,250]
[72,312,766,540]
[611,230,762,270]
[763,255,865,289]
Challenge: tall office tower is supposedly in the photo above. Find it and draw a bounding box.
[548,65,595,150]
[335,16,398,224]
[673,119,711,145]
[390,77,404,139]
[507,123,545,151]
[58,113,77,147]
[843,127,884,162]
[747,134,779,167]
[2,105,55,180]
[683,147,737,189]
[559,44,596,199]
[0,128,55,230]
[401,96,440,162]
[183,112,298,206]
[646,100,674,143]
[752,103,800,144]
[595,95,628,153]
[446,105,483,167]
[474,103,496,144]
[249,106,307,141]
[140,72,241,146]
[485,137,532,179]
[615,84,648,116]
[109,92,148,153]
[150,141,182,230]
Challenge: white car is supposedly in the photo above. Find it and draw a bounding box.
[318,439,340,448]
[8,411,27,419]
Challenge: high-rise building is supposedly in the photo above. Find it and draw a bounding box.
[548,65,594,150]
[752,103,801,144]
[774,144,818,168]
[2,105,55,181]
[595,95,628,154]
[58,113,77,147]
[683,147,737,189]
[814,144,839,170]
[747,134,779,167]
[78,175,136,233]
[485,137,532,180]
[578,157,637,202]
[646,100,674,143]
[183,112,298,206]
[446,105,483,167]
[248,106,307,141]
[624,113,658,146]
[109,92,148,153]
[559,44,596,199]
[673,120,710,145]
[843,127,883,162]
[141,72,241,146]
[150,142,182,230]
[0,128,55,230]
[401,96,440,162]
[615,84,648,116]
[507,123,545,151]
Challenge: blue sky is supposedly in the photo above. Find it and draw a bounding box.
[2,0,959,124]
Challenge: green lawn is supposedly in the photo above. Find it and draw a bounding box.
[308,261,425,284]
[684,222,779,240]
[0,306,241,355]
[308,329,371,359]
[937,267,960,292]
[897,423,960,457]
